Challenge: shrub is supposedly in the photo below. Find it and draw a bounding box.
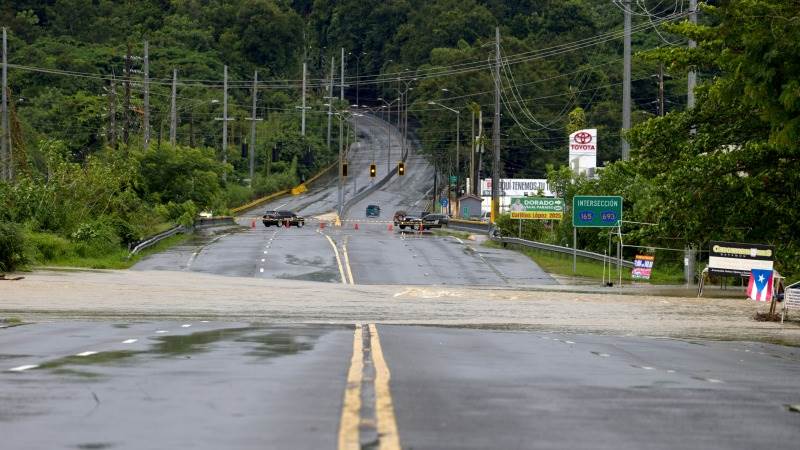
[25,231,74,263]
[0,222,26,272]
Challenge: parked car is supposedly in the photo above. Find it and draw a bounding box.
[263,210,305,227]
[424,213,449,226]
[366,204,381,217]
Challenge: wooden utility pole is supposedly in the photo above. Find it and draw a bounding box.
[143,40,150,150]
[1,27,10,181]
[169,69,177,146]
[301,62,307,136]
[108,77,117,149]
[327,57,334,152]
[491,26,501,223]
[123,44,131,147]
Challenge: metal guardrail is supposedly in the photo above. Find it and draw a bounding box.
[128,225,185,257]
[445,221,633,268]
[195,216,237,229]
[495,236,634,268]
[447,219,489,233]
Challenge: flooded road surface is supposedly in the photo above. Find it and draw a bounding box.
[2,322,800,449]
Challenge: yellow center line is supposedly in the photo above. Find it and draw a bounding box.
[342,236,355,285]
[319,230,347,284]
[338,324,363,450]
[369,324,401,450]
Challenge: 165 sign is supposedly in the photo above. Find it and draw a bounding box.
[572,196,623,228]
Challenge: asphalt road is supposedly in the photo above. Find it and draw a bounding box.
[133,114,554,286]
[2,322,798,449]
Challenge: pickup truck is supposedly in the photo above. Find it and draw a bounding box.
[393,211,442,230]
[262,210,305,227]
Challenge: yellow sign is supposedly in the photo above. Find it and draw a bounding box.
[510,211,563,220]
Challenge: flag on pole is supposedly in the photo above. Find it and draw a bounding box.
[747,269,774,302]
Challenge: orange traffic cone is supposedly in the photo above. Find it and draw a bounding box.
[387,223,393,231]
[354,223,359,230]
[319,221,326,229]
[251,219,256,228]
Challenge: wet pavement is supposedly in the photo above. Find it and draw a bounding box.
[2,322,799,449]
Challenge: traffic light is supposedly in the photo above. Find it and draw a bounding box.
[369,164,376,177]
[342,162,348,177]
[398,162,405,176]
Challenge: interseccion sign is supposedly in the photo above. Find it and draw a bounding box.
[572,195,623,228]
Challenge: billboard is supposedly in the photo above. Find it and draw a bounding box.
[569,128,597,176]
[708,241,774,277]
[480,179,553,197]
[509,197,564,220]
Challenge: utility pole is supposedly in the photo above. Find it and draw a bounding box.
[143,40,150,151]
[621,0,632,160]
[123,44,131,147]
[658,63,665,117]
[301,62,307,136]
[455,111,460,197]
[108,77,117,149]
[469,108,475,195]
[327,57,334,152]
[338,114,344,216]
[688,0,697,108]
[247,70,262,185]
[222,65,228,182]
[340,48,345,101]
[476,109,483,197]
[169,69,177,146]
[2,27,10,181]
[491,26,501,223]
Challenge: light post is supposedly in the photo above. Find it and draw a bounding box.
[349,51,367,108]
[378,97,398,173]
[428,101,460,215]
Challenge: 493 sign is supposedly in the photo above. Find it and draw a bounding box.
[572,196,623,228]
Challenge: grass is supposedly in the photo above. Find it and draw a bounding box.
[29,232,189,270]
[484,240,686,284]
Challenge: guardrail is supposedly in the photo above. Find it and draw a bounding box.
[128,225,185,257]
[195,216,236,229]
[494,236,634,268]
[447,219,489,233]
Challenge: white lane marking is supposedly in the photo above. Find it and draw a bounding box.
[261,258,265,262]
[260,268,265,273]
[122,339,138,344]
[186,251,199,269]
[8,365,38,372]
[706,378,723,383]
[666,369,676,373]
[200,320,210,323]
[155,330,169,334]
[565,340,575,344]
[181,324,191,328]
[76,351,98,357]
[263,250,268,254]
[641,366,655,370]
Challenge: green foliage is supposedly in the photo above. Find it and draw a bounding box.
[0,222,27,272]
[139,144,224,209]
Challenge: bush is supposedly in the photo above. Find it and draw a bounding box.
[0,222,26,272]
[70,219,121,258]
[25,231,74,263]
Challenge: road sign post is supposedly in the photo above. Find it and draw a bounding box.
[572,195,623,275]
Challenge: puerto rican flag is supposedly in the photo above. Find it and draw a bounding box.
[747,269,774,302]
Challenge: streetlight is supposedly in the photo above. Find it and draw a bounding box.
[428,101,460,215]
[378,97,399,173]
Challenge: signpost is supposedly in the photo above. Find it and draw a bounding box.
[509,197,564,220]
[572,195,623,275]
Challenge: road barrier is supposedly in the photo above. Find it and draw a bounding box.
[445,221,633,268]
[230,161,337,215]
[195,216,237,229]
[128,225,185,257]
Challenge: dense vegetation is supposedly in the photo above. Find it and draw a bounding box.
[0,1,797,278]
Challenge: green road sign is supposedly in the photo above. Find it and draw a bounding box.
[509,197,564,220]
[572,195,622,227]
[449,175,457,186]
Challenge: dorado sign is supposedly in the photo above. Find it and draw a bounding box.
[569,128,597,176]
[509,197,564,220]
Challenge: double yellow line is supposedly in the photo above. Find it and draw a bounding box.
[338,324,400,450]
[320,230,355,285]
